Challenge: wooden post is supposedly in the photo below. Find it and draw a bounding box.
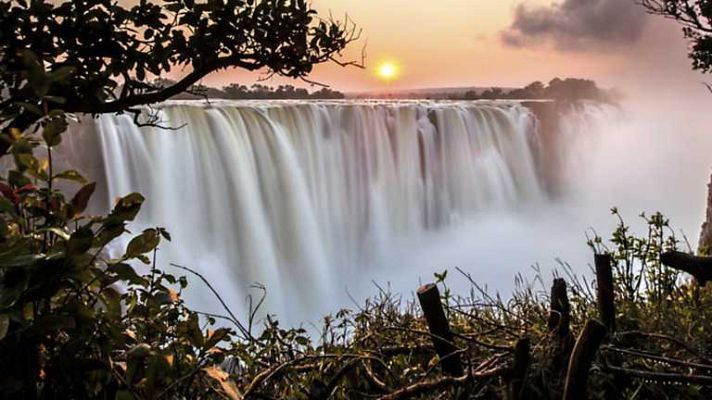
[548,278,570,338]
[545,278,575,395]
[509,337,530,400]
[595,255,624,398]
[417,283,464,377]
[595,254,616,333]
[563,320,607,400]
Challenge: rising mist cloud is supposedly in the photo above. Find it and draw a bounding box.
[502,0,648,50]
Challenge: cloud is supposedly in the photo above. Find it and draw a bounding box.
[501,0,648,50]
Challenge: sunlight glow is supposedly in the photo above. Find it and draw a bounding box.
[375,61,400,81]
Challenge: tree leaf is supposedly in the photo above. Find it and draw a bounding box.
[69,182,96,218]
[125,229,160,258]
[108,193,145,223]
[109,263,148,286]
[42,117,67,147]
[43,95,66,104]
[203,365,241,400]
[67,227,95,255]
[47,66,75,82]
[16,102,43,116]
[0,197,15,213]
[158,227,171,241]
[205,327,231,349]
[45,227,70,241]
[21,50,50,96]
[55,170,88,185]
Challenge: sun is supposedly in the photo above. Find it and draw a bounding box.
[375,61,400,82]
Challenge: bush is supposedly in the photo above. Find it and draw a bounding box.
[0,107,241,398]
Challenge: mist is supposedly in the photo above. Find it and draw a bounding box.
[325,91,712,323]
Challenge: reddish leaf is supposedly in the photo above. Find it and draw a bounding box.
[16,183,37,194]
[203,365,240,400]
[70,182,96,218]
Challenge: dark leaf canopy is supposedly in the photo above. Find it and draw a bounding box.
[0,0,358,133]
[640,0,712,72]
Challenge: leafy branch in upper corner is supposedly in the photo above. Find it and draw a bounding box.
[639,1,712,73]
[0,0,362,156]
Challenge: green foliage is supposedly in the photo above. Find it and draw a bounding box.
[0,107,235,398]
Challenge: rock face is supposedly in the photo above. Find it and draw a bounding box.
[522,101,566,197]
[699,173,712,254]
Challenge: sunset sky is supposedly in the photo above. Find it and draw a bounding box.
[200,0,709,96]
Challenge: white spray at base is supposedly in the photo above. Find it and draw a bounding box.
[67,100,620,323]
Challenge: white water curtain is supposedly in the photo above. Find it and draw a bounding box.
[79,100,607,319]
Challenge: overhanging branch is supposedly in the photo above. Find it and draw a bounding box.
[660,251,712,285]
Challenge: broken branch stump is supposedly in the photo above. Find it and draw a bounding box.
[563,320,607,400]
[509,337,530,400]
[660,251,712,285]
[595,253,616,333]
[417,283,465,377]
[548,278,571,338]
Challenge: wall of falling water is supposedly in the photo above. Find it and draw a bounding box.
[59,100,614,321]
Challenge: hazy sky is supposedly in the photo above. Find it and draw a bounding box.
[200,0,709,96]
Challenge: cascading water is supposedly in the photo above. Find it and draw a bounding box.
[61,100,614,322]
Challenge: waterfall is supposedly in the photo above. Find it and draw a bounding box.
[63,100,610,320]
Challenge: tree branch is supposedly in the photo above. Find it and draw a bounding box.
[660,251,712,285]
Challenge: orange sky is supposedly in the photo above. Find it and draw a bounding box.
[198,0,707,96]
